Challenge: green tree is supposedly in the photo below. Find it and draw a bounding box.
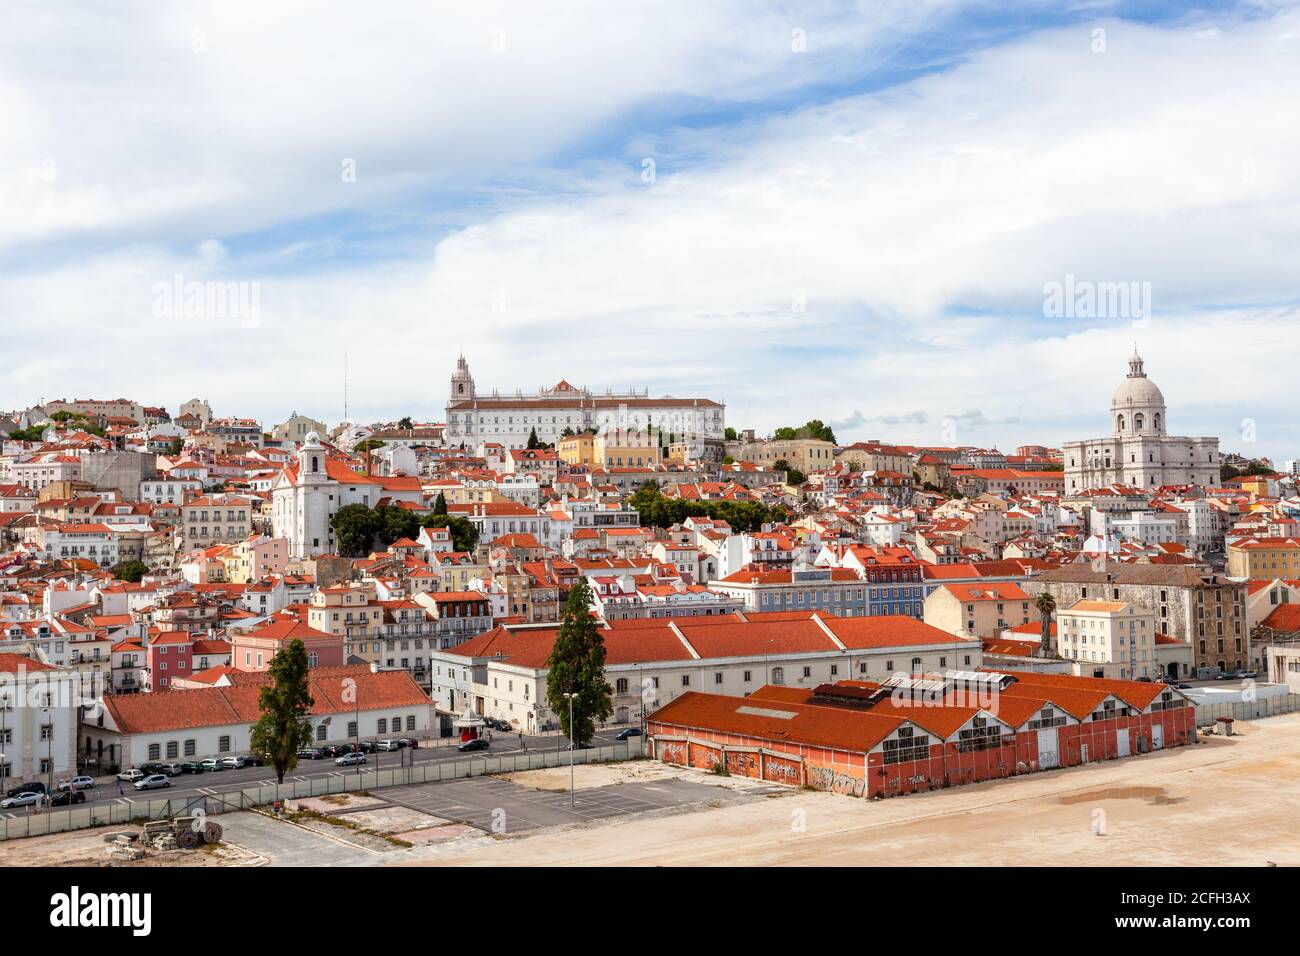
[355,438,385,453]
[773,420,836,443]
[1034,592,1057,657]
[249,639,316,784]
[398,416,413,430]
[379,505,420,545]
[331,503,382,557]
[112,561,149,583]
[166,438,184,457]
[545,578,612,744]
[724,427,738,441]
[432,491,448,516]
[420,513,479,553]
[527,427,541,450]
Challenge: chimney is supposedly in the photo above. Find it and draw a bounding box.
[370,661,380,674]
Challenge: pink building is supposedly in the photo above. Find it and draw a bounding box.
[230,618,345,672]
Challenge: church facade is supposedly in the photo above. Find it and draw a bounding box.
[442,355,725,450]
[1063,352,1219,493]
[271,432,423,559]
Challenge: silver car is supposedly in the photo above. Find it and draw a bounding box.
[133,773,171,791]
[1,790,47,809]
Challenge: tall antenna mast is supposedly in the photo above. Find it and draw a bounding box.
[343,350,349,422]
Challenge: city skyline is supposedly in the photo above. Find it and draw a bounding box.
[3,2,1298,456]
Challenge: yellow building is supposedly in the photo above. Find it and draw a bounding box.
[1227,537,1300,580]
[923,582,1033,639]
[556,432,597,467]
[558,429,660,468]
[738,438,836,475]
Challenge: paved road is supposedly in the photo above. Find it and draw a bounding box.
[1,727,638,819]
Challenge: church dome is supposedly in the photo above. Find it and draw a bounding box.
[1111,373,1164,409]
[1110,351,1166,436]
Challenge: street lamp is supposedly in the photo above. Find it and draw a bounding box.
[562,692,576,807]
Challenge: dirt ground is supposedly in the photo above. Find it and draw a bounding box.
[2,715,1296,866]
[0,824,262,867]
[405,714,1300,867]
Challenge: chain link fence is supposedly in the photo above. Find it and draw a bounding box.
[0,738,640,842]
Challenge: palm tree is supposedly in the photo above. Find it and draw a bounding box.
[1034,592,1057,658]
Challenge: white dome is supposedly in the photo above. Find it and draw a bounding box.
[1110,351,1167,437]
[1111,374,1165,409]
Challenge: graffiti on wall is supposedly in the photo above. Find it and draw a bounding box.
[764,756,801,785]
[725,750,758,777]
[807,765,865,797]
[659,740,687,765]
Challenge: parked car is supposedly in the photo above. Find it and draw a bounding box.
[376,739,402,751]
[1215,672,1237,681]
[160,763,184,776]
[116,770,144,783]
[221,756,251,769]
[139,762,166,776]
[1174,682,1192,689]
[180,760,205,774]
[563,742,592,751]
[199,757,226,772]
[356,740,377,754]
[297,748,326,760]
[134,774,171,791]
[49,789,87,806]
[458,738,490,752]
[614,728,642,740]
[488,718,512,731]
[335,751,367,766]
[396,737,419,750]
[6,781,46,796]
[1235,670,1259,680]
[1,790,48,809]
[54,775,95,792]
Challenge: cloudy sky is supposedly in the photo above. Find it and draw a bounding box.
[3,0,1298,459]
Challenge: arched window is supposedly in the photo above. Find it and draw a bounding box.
[615,678,628,694]
[1134,413,1144,432]
[770,667,785,685]
[1116,414,1125,432]
[1153,413,1161,432]
[911,657,922,672]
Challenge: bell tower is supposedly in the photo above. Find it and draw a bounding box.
[450,354,476,402]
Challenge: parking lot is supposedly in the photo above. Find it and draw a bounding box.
[380,774,747,835]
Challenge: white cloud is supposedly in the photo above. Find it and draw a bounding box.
[3,4,1298,460]
[0,0,964,249]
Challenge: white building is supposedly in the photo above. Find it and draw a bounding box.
[429,613,980,732]
[87,665,433,771]
[271,433,424,559]
[442,356,725,450]
[0,654,79,788]
[1056,599,1159,681]
[1063,352,1219,492]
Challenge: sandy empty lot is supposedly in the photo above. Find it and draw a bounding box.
[405,714,1300,867]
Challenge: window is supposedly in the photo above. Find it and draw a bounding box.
[615,678,628,694]
[166,741,179,758]
[347,721,358,738]
[219,735,232,752]
[407,716,416,731]
[771,667,785,685]
[316,725,327,741]
[681,675,690,687]
[148,743,161,761]
[184,739,196,756]
[378,719,388,733]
